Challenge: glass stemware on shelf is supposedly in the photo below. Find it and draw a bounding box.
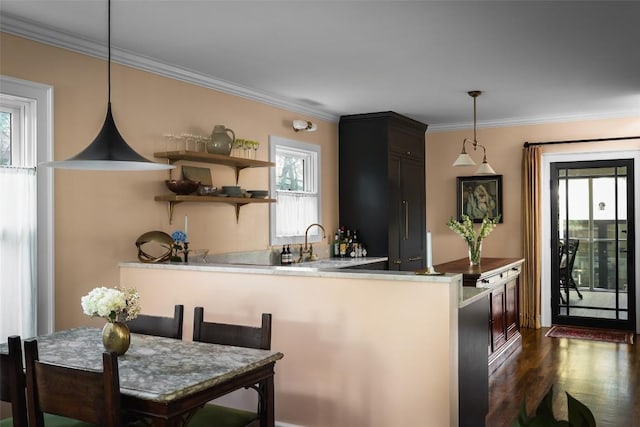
[231,139,260,159]
[163,134,260,156]
[163,133,210,152]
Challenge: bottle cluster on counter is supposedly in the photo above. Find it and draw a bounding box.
[280,245,293,265]
[333,226,367,258]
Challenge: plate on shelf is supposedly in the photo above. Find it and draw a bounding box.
[247,190,269,198]
[182,165,212,186]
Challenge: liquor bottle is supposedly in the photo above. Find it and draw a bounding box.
[333,232,340,257]
[285,245,292,264]
[280,245,287,265]
[352,230,360,257]
[339,236,347,258]
[338,226,347,258]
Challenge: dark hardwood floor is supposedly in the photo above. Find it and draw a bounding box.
[487,327,640,427]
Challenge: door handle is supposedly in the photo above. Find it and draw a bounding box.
[393,260,402,265]
[408,256,422,262]
[403,200,409,240]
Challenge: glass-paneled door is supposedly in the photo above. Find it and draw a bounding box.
[550,159,635,331]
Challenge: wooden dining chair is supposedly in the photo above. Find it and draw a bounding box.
[127,304,184,339]
[189,307,272,427]
[559,239,583,304]
[0,336,28,427]
[23,339,121,427]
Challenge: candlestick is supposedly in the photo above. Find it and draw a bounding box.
[426,231,433,270]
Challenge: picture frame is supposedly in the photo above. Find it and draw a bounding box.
[456,175,503,223]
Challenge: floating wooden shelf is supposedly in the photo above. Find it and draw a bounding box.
[153,150,275,223]
[154,151,275,182]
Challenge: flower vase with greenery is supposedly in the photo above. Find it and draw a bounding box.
[81,286,141,355]
[447,214,500,265]
[171,230,188,262]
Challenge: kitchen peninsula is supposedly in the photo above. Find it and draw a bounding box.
[120,259,495,426]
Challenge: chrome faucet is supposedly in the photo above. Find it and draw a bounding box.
[298,223,326,262]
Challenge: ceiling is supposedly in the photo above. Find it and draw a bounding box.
[1,1,639,130]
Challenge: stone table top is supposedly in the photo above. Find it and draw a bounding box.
[2,327,283,403]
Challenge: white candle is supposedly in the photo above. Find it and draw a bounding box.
[184,215,188,240]
[426,231,433,270]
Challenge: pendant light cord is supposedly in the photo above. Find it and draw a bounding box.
[473,95,477,143]
[108,0,111,104]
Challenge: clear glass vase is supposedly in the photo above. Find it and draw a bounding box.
[468,240,482,266]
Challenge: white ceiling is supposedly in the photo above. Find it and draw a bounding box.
[1,0,639,130]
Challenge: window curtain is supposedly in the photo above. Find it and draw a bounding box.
[275,191,319,237]
[0,166,37,338]
[521,146,542,329]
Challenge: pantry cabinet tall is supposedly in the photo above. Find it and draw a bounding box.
[339,112,428,271]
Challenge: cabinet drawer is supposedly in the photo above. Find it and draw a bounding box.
[507,264,522,280]
[476,264,521,288]
[475,273,502,288]
[389,127,424,160]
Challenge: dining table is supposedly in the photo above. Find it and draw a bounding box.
[2,327,284,426]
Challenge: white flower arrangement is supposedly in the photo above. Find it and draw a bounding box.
[81,286,141,323]
[447,214,500,264]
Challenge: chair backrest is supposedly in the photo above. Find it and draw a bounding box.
[559,239,580,271]
[0,336,28,427]
[24,339,121,427]
[193,307,271,350]
[127,304,184,339]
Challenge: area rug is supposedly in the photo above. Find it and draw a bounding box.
[545,325,635,344]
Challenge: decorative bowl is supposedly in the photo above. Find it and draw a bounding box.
[222,186,243,197]
[165,179,200,195]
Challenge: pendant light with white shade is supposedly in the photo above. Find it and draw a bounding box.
[452,91,496,175]
[41,0,174,171]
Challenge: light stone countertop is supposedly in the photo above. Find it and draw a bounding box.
[118,259,482,309]
[119,258,459,284]
[2,327,283,403]
[459,286,492,308]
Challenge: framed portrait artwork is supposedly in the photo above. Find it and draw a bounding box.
[456,175,503,223]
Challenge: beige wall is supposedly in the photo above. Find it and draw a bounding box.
[0,33,338,330]
[426,117,640,265]
[2,32,640,336]
[121,265,461,427]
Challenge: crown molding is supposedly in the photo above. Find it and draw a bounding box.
[0,13,339,123]
[427,110,640,133]
[3,13,637,131]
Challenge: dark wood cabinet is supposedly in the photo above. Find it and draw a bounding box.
[505,279,519,340]
[433,257,524,373]
[459,294,490,427]
[339,112,427,271]
[491,287,507,351]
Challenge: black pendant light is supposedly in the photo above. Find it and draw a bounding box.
[42,0,174,171]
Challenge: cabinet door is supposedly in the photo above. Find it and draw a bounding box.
[388,156,425,271]
[388,157,402,270]
[490,287,506,352]
[400,157,425,270]
[505,278,519,340]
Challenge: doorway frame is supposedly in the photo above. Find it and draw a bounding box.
[541,149,640,331]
